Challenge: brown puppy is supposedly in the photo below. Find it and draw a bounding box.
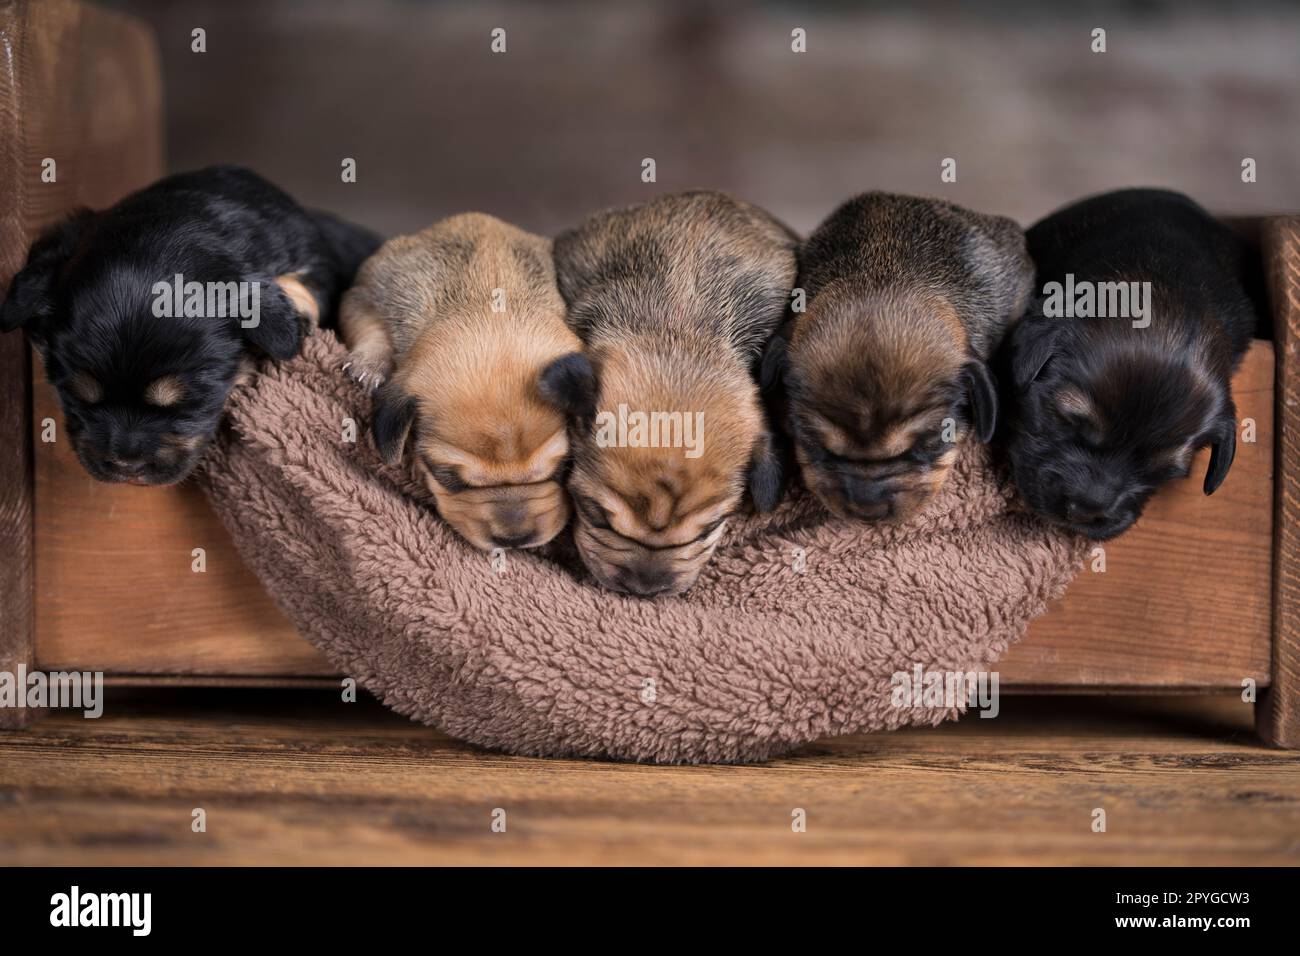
[550,191,797,597]
[766,192,1033,522]
[340,213,588,552]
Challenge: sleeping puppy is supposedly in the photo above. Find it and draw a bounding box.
[766,192,1033,522]
[340,213,584,552]
[0,165,380,485]
[551,191,797,597]
[1000,188,1259,540]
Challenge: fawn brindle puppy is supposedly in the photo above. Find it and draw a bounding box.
[766,192,1034,522]
[551,191,797,597]
[340,213,588,552]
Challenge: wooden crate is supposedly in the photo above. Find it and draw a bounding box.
[0,0,1296,747]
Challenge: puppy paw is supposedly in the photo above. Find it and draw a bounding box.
[342,350,391,390]
[275,275,322,334]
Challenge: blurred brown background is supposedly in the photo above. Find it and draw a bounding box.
[101,0,1299,238]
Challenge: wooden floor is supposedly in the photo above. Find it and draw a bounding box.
[1,690,1297,865]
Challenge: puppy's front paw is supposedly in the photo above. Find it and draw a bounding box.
[274,274,323,335]
[342,350,391,390]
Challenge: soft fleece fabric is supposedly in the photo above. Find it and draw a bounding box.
[200,332,1085,764]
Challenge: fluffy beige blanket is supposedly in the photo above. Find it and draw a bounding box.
[200,332,1084,763]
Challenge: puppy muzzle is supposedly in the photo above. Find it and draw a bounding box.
[1019,457,1141,540]
[70,424,207,486]
[839,475,899,521]
[806,465,937,524]
[574,524,709,598]
[436,485,572,552]
[1055,486,1139,540]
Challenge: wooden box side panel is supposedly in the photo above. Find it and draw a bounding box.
[1258,217,1300,746]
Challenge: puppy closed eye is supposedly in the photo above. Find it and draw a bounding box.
[1053,386,1103,441]
[907,431,947,462]
[423,459,469,493]
[575,495,611,530]
[695,516,727,541]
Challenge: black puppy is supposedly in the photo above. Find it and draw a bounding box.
[0,165,380,484]
[1001,188,1260,540]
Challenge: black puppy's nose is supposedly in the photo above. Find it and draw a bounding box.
[491,531,536,549]
[1065,491,1115,524]
[616,568,677,597]
[108,429,148,462]
[111,458,148,476]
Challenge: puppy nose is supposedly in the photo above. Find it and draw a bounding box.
[616,568,677,597]
[111,457,148,476]
[842,476,893,516]
[496,504,528,527]
[843,475,885,503]
[108,430,148,462]
[1065,491,1114,524]
[491,531,536,549]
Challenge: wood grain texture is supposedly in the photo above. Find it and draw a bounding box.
[1258,217,1300,747]
[1003,341,1275,688]
[0,4,37,729]
[0,336,33,730]
[0,690,1295,865]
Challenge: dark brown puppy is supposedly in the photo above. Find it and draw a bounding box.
[551,191,797,597]
[767,192,1033,522]
[340,213,584,552]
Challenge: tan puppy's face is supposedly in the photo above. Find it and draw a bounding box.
[416,417,571,552]
[373,344,590,552]
[561,349,780,597]
[772,290,997,523]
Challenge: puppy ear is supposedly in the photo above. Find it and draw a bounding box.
[1,209,93,335]
[1009,314,1059,390]
[961,360,999,443]
[371,379,419,466]
[759,325,790,395]
[1204,406,1237,495]
[240,277,306,361]
[746,429,783,513]
[538,352,597,423]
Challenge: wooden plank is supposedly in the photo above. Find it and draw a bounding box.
[1003,341,1275,688]
[1258,217,1300,747]
[0,4,35,730]
[0,690,1295,865]
[0,338,33,730]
